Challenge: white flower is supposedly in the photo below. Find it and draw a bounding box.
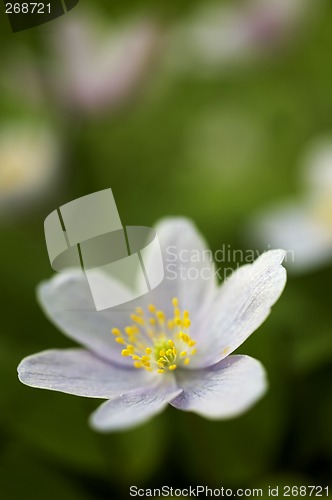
[1,11,160,117]
[0,122,60,215]
[47,10,159,114]
[249,138,332,272]
[18,218,286,432]
[168,0,318,76]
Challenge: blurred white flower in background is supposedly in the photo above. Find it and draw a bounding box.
[168,0,322,76]
[0,122,60,217]
[248,137,332,273]
[1,9,161,117]
[47,10,161,115]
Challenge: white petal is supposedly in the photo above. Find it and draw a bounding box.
[18,348,156,398]
[171,355,267,419]
[37,269,135,366]
[252,203,332,272]
[90,377,181,432]
[192,249,286,367]
[139,217,217,330]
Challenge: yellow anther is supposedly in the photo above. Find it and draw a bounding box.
[130,314,144,325]
[121,349,129,357]
[175,318,182,326]
[111,328,121,336]
[183,310,189,318]
[174,308,181,317]
[145,347,152,355]
[182,334,189,342]
[191,348,197,355]
[168,340,174,347]
[158,369,165,374]
[142,355,150,362]
[127,345,135,353]
[134,361,143,369]
[125,326,133,335]
[135,307,143,315]
[148,304,156,313]
[149,318,156,325]
[173,347,177,355]
[159,349,166,357]
[167,320,175,330]
[184,358,190,365]
[115,337,125,344]
[132,355,140,360]
[172,297,179,307]
[184,319,191,328]
[178,332,183,339]
[188,340,196,347]
[166,349,173,356]
[169,364,177,371]
[157,311,165,322]
[180,351,187,357]
[157,358,165,365]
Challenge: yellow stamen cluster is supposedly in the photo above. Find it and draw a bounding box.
[111,297,197,374]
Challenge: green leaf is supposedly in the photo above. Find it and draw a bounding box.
[0,440,90,500]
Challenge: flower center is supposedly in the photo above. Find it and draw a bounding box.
[111,298,197,374]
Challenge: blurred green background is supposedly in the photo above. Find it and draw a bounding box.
[0,0,332,498]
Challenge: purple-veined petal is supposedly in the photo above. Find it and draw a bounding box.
[138,217,217,333]
[18,348,158,398]
[90,376,181,432]
[191,249,286,368]
[37,269,138,366]
[170,355,266,419]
